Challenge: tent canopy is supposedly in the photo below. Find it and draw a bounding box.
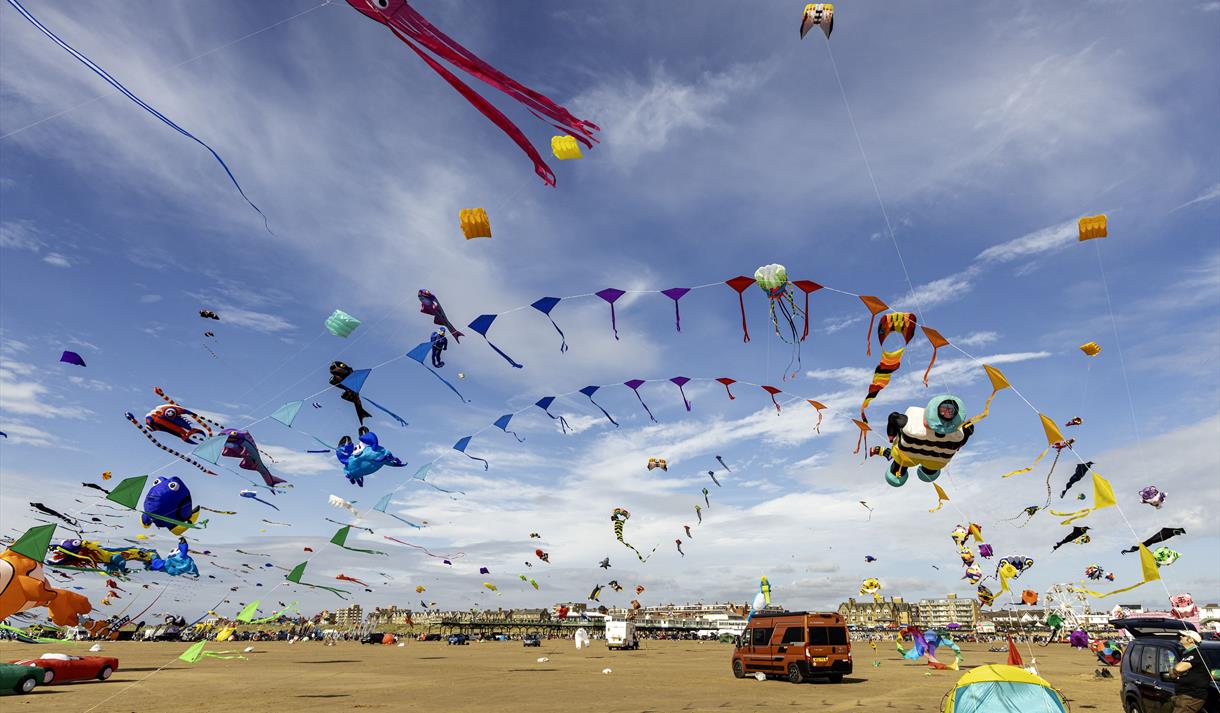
[943,664,1066,713]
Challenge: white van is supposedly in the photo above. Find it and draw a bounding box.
[605,619,638,650]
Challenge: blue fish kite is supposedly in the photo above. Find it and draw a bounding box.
[336,429,406,487]
[141,477,201,536]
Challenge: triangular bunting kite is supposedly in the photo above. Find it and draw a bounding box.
[725,276,756,342]
[453,436,489,470]
[285,561,351,599]
[624,379,657,422]
[330,526,388,555]
[660,288,691,332]
[535,397,571,433]
[406,342,468,402]
[530,297,567,352]
[468,314,523,369]
[595,288,626,340]
[270,401,303,427]
[579,386,618,427]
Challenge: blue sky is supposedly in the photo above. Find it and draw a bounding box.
[1,1,1217,621]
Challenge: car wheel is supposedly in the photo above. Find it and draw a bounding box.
[732,660,746,679]
[17,676,37,694]
[828,673,844,683]
[98,666,113,681]
[787,663,807,684]
[1125,700,1143,713]
[42,669,55,684]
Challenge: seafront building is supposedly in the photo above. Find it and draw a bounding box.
[836,597,918,628]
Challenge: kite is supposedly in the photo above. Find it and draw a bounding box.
[683,525,692,538]
[716,456,731,471]
[1064,417,1083,427]
[5,0,270,230]
[588,585,602,602]
[285,562,349,599]
[864,555,877,563]
[415,585,426,593]
[1021,589,1039,606]
[372,492,424,529]
[1077,545,1162,598]
[929,483,951,513]
[535,549,550,563]
[598,558,611,569]
[1153,547,1181,567]
[1007,505,1041,527]
[199,310,220,320]
[345,0,599,186]
[59,350,86,367]
[976,584,996,607]
[635,585,646,595]
[1139,486,1166,509]
[879,395,973,487]
[429,328,449,368]
[707,471,721,487]
[29,503,77,528]
[125,397,219,475]
[610,508,654,562]
[1060,461,1094,499]
[1078,214,1107,241]
[336,574,370,587]
[324,309,361,338]
[859,501,873,521]
[1052,526,1091,551]
[1121,527,1185,554]
[417,290,463,341]
[329,361,373,424]
[325,362,408,427]
[240,489,279,511]
[520,576,539,590]
[702,487,710,508]
[459,209,491,239]
[859,311,918,430]
[859,578,882,601]
[755,577,772,611]
[694,504,702,524]
[647,458,667,471]
[335,429,406,487]
[551,135,583,160]
[140,477,202,535]
[800,4,834,39]
[962,565,982,584]
[530,533,541,539]
[0,525,93,625]
[1085,565,1114,581]
[331,526,387,556]
[754,264,805,378]
[1080,341,1102,357]
[383,536,464,561]
[203,429,288,491]
[607,580,623,592]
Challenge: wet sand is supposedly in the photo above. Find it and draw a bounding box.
[0,640,1123,712]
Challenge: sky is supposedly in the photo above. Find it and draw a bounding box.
[1,1,1218,624]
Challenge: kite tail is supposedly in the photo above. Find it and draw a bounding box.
[386,4,599,143]
[460,451,489,470]
[364,397,408,427]
[125,413,216,475]
[385,24,557,186]
[4,0,272,233]
[543,315,568,353]
[631,391,657,423]
[421,364,468,403]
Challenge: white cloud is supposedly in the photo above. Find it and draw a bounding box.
[952,331,1000,348]
[0,359,92,419]
[976,218,1079,264]
[139,294,162,304]
[210,305,294,334]
[1172,182,1220,211]
[0,421,57,447]
[0,220,42,251]
[571,63,768,170]
[41,251,71,268]
[67,375,112,392]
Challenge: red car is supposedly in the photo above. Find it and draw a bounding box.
[8,653,119,684]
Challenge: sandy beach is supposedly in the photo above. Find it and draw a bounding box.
[0,640,1124,712]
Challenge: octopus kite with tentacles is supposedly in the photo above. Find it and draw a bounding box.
[125,389,220,475]
[346,0,599,186]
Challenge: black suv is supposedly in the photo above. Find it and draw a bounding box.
[1113,618,1219,713]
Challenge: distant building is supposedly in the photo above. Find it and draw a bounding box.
[837,597,918,628]
[916,595,978,629]
[367,606,414,627]
[1200,603,1220,627]
[334,604,363,628]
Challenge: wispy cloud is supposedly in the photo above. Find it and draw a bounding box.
[41,251,71,268]
[0,220,42,251]
[1172,182,1220,212]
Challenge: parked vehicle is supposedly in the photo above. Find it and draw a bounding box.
[360,632,388,645]
[1113,617,1219,713]
[446,634,468,646]
[0,663,46,695]
[522,634,541,647]
[7,653,119,684]
[731,611,852,683]
[606,620,638,650]
[417,633,442,642]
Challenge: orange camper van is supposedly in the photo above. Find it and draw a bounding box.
[731,611,852,683]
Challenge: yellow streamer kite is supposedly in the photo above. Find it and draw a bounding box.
[1049,472,1117,524]
[1075,546,1160,598]
[1001,414,1066,478]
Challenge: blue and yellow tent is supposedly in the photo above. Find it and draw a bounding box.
[942,664,1067,713]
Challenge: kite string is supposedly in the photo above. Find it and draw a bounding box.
[1,0,335,142]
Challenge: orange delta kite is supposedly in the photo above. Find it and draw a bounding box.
[1078,215,1107,241]
[807,400,828,433]
[460,209,491,239]
[1079,342,1102,357]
